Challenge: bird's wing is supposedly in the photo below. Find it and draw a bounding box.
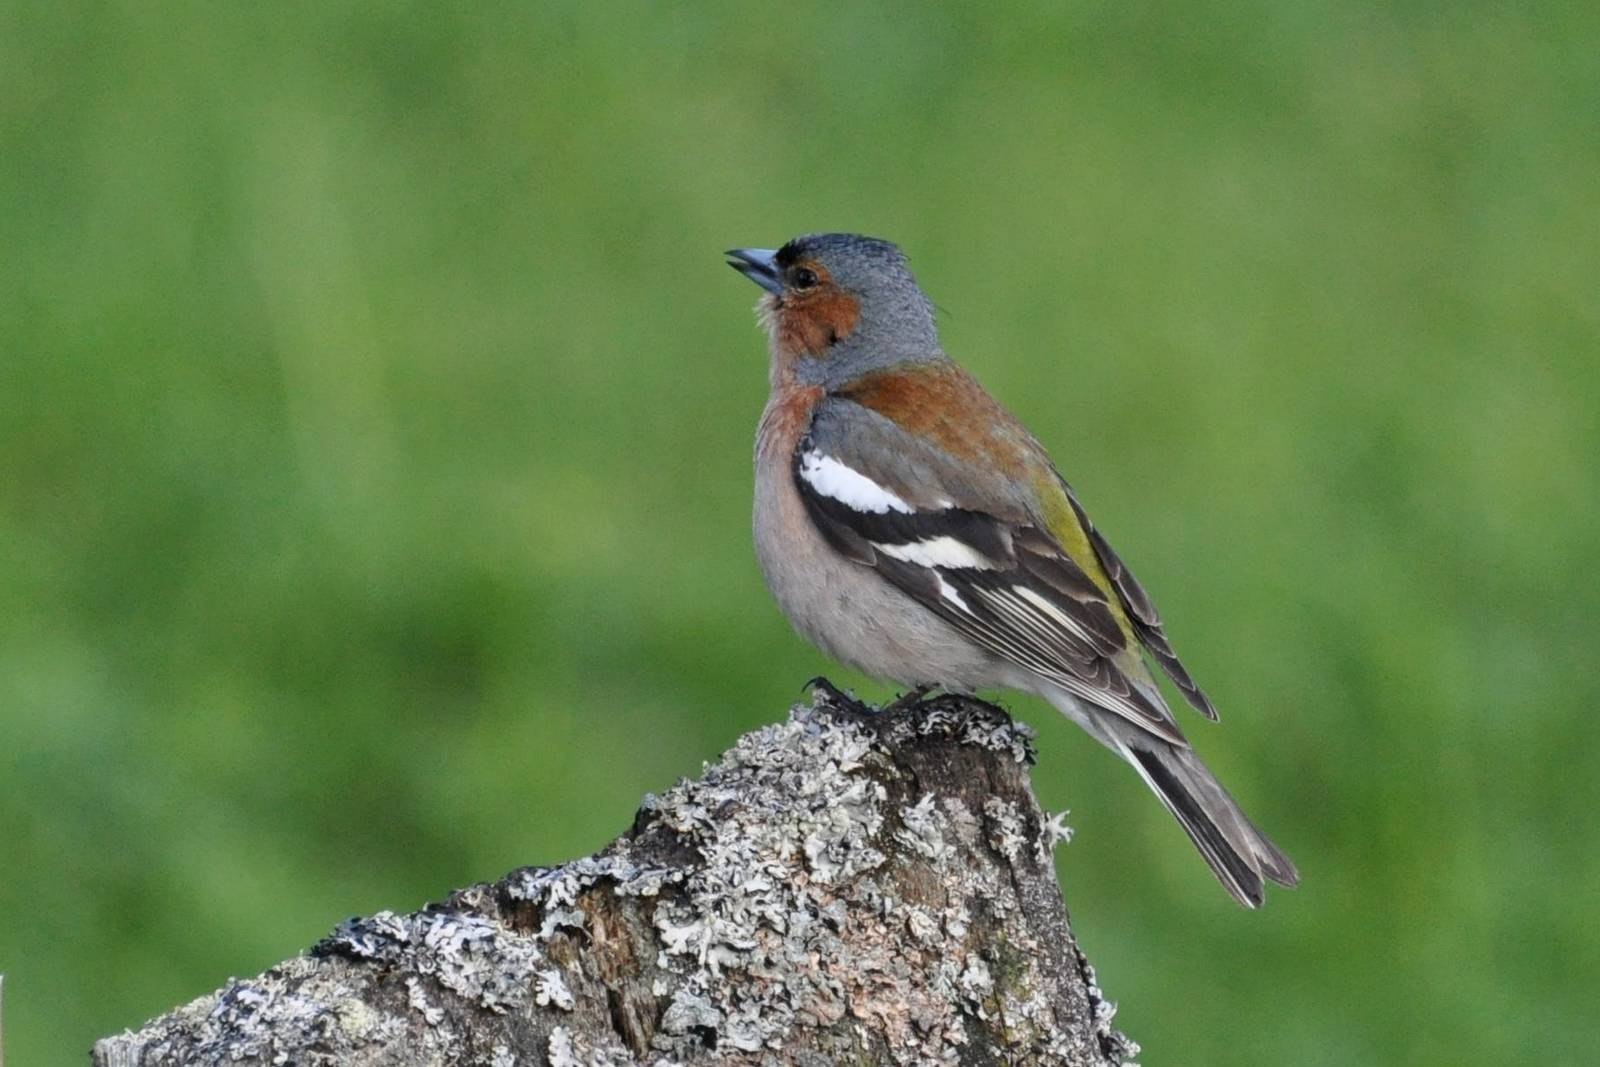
[797,381,1189,746]
[1055,477,1219,720]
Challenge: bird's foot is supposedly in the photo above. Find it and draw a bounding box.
[880,684,938,715]
[803,676,873,718]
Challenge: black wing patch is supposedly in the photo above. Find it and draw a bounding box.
[802,486,1013,567]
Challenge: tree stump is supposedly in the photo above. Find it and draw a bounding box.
[93,691,1138,1066]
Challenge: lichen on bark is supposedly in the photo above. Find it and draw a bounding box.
[93,690,1138,1066]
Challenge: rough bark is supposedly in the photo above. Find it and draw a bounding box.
[93,690,1138,1066]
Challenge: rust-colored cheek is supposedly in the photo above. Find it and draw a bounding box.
[776,289,860,355]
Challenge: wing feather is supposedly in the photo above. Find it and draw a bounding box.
[1061,481,1220,721]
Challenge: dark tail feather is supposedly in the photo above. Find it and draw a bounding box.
[1127,745,1299,908]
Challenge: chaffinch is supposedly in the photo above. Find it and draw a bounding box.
[727,233,1297,907]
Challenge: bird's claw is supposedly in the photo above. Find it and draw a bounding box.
[803,676,872,717]
[881,684,937,715]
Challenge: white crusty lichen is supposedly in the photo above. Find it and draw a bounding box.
[320,907,548,1016]
[897,792,950,860]
[548,1024,676,1067]
[877,697,1039,765]
[406,975,446,1026]
[92,957,409,1066]
[1068,953,1142,1065]
[535,968,575,1011]
[984,794,1029,864]
[637,708,896,1053]
[509,856,683,909]
[1040,808,1076,859]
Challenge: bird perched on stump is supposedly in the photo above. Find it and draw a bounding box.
[727,233,1298,907]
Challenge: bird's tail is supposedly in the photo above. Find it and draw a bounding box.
[1119,740,1299,908]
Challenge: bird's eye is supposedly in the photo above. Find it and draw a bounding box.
[792,267,819,290]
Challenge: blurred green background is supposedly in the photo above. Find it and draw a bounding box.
[3,3,1597,1063]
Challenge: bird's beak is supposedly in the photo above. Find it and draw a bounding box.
[725,248,783,295]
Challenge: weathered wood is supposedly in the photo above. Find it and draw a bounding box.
[93,691,1137,1066]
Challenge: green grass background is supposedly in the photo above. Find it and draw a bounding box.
[3,3,1597,1063]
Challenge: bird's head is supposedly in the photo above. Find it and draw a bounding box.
[727,233,942,388]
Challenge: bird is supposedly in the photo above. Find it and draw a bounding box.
[726,233,1298,907]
